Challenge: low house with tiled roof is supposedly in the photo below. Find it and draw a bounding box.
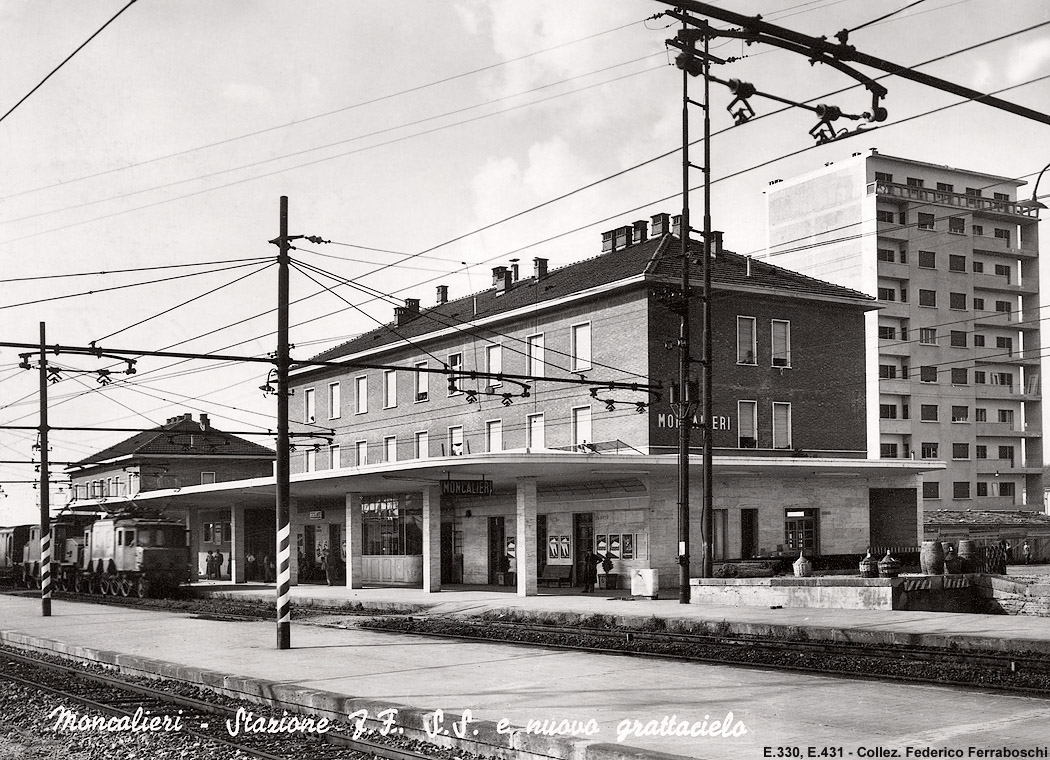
[246,212,937,594]
[67,413,275,581]
[926,509,1050,563]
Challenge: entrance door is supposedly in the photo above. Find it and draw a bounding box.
[740,509,758,559]
[441,522,456,584]
[302,525,317,582]
[536,514,547,576]
[572,512,594,587]
[487,516,506,585]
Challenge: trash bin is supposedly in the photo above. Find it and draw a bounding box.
[631,569,659,599]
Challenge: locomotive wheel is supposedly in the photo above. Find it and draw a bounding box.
[87,576,99,595]
[136,576,150,598]
[56,576,67,593]
[118,576,132,597]
[74,574,85,593]
[100,578,111,595]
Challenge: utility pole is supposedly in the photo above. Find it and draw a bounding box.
[38,322,51,617]
[699,24,715,582]
[276,197,292,650]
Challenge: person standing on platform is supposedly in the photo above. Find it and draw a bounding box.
[1023,540,1032,565]
[205,550,215,580]
[215,552,224,580]
[582,549,600,593]
[245,551,257,582]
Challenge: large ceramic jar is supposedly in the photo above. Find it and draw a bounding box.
[858,550,878,578]
[878,551,901,579]
[793,550,813,578]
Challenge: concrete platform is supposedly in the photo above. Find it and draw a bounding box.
[3,576,1050,760]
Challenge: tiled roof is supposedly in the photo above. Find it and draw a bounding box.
[310,233,873,363]
[68,415,274,468]
[925,510,1050,527]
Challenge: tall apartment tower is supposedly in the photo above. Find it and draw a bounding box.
[766,149,1042,511]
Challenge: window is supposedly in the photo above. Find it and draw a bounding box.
[906,177,924,188]
[328,383,340,419]
[918,250,936,268]
[902,403,910,420]
[994,228,1011,245]
[330,444,341,469]
[880,443,899,458]
[995,372,1013,386]
[919,328,937,345]
[383,369,397,408]
[920,404,939,421]
[201,472,216,485]
[875,171,893,183]
[527,414,545,449]
[485,345,501,388]
[920,366,937,383]
[998,409,1014,425]
[304,388,316,423]
[571,406,592,447]
[996,336,1013,355]
[899,250,908,265]
[972,297,985,310]
[951,368,968,385]
[355,440,368,466]
[415,431,428,459]
[877,248,896,262]
[921,442,938,459]
[994,263,1011,280]
[949,254,966,271]
[952,443,970,460]
[737,316,756,364]
[949,293,966,311]
[486,420,503,452]
[951,406,969,422]
[773,402,792,449]
[998,445,1015,463]
[305,448,316,472]
[876,209,896,223]
[879,404,897,419]
[972,225,984,237]
[571,323,591,371]
[948,218,965,234]
[937,182,953,192]
[415,361,429,401]
[999,482,1016,497]
[527,335,544,378]
[877,287,896,302]
[995,300,1012,315]
[918,289,937,307]
[994,191,1010,201]
[974,334,985,347]
[977,482,988,497]
[974,371,986,384]
[950,330,967,347]
[448,353,463,395]
[738,400,758,448]
[384,436,397,463]
[878,325,897,340]
[965,187,982,197]
[900,286,908,303]
[922,481,940,499]
[355,376,367,414]
[448,426,464,456]
[917,213,935,230]
[953,482,971,499]
[784,508,819,554]
[975,409,987,422]
[976,444,987,458]
[879,364,897,379]
[771,320,791,367]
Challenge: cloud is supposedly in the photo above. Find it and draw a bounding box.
[222,81,272,105]
[970,38,1050,91]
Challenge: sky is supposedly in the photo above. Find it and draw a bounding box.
[2,0,1050,524]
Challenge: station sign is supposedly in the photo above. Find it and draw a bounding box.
[441,479,494,497]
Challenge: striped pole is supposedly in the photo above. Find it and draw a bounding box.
[275,197,291,649]
[39,322,51,617]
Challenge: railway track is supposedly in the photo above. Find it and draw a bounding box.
[361,617,1050,696]
[0,646,479,760]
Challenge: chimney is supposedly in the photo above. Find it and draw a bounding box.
[495,267,513,295]
[492,265,507,285]
[601,230,614,253]
[199,413,210,430]
[533,257,548,281]
[436,285,448,304]
[394,299,419,325]
[650,212,670,236]
[632,219,649,244]
[510,259,520,281]
[614,225,631,250]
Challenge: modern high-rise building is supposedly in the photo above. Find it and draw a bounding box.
[766,149,1043,512]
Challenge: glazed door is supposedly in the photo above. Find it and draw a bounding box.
[487,516,506,585]
[572,512,593,587]
[740,509,758,559]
